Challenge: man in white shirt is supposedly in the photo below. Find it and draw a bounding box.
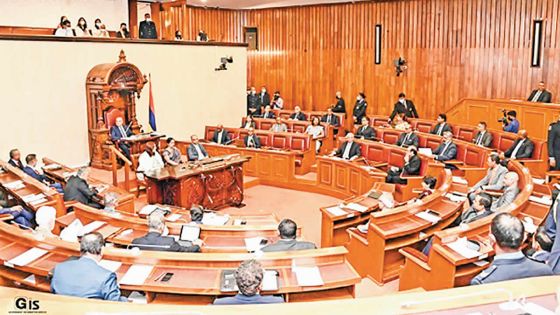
[500,130,534,160]
[54,19,75,37]
[187,135,209,161]
[137,141,164,181]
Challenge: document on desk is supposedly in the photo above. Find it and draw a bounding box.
[42,164,61,170]
[99,260,122,273]
[445,193,467,203]
[166,213,182,222]
[261,270,279,291]
[415,210,441,224]
[4,180,25,190]
[81,221,106,234]
[452,176,468,185]
[202,213,230,226]
[418,148,433,156]
[119,264,154,285]
[6,248,48,267]
[22,193,45,203]
[529,195,553,206]
[343,202,368,212]
[294,266,324,286]
[326,206,347,216]
[244,237,266,252]
[446,238,480,259]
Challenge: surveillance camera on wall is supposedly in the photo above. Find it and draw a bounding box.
[394,57,408,76]
[215,56,234,71]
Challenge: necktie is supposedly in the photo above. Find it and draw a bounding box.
[553,195,560,225]
[402,133,410,146]
[511,140,524,159]
[327,115,331,124]
[532,90,542,102]
[119,125,127,138]
[476,132,482,145]
[249,137,254,147]
[438,124,444,136]
[440,142,449,156]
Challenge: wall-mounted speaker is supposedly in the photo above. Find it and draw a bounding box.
[375,24,382,65]
[531,20,543,67]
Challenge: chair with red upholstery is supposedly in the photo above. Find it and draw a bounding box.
[271,134,289,149]
[104,107,126,129]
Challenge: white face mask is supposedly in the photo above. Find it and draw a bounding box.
[146,18,152,22]
[357,97,361,101]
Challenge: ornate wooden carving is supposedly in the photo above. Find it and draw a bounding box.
[85,50,147,169]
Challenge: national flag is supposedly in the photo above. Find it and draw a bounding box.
[148,73,157,131]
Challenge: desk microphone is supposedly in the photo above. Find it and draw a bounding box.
[125,243,171,250]
[224,135,239,145]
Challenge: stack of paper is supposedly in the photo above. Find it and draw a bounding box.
[342,203,368,212]
[418,148,433,156]
[532,178,546,185]
[244,237,266,252]
[202,213,230,226]
[326,206,347,216]
[42,164,61,170]
[119,264,154,285]
[415,211,441,224]
[99,260,122,272]
[261,270,279,291]
[529,195,553,206]
[62,171,77,179]
[22,193,45,203]
[81,221,106,234]
[4,180,25,190]
[445,193,467,203]
[452,176,468,185]
[293,266,324,286]
[6,248,48,267]
[166,214,182,222]
[446,238,480,259]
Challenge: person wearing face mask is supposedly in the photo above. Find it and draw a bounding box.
[75,17,92,37]
[139,13,158,39]
[247,86,261,116]
[197,29,209,42]
[333,91,346,114]
[272,91,284,109]
[389,92,419,122]
[174,30,183,41]
[259,86,271,107]
[92,18,109,37]
[54,18,75,37]
[136,141,164,181]
[352,92,367,125]
[116,23,130,39]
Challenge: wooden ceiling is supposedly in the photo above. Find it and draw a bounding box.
[165,0,371,10]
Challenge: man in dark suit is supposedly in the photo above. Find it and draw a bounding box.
[8,148,24,169]
[51,232,128,301]
[389,92,419,122]
[244,128,261,148]
[212,125,231,145]
[332,91,346,113]
[110,117,133,159]
[473,121,493,147]
[187,135,209,161]
[352,92,367,124]
[430,113,452,136]
[262,105,275,119]
[247,87,261,116]
[259,86,271,107]
[261,219,316,252]
[23,154,63,193]
[321,107,340,127]
[471,213,553,285]
[355,117,376,141]
[289,106,306,121]
[63,167,102,209]
[139,13,157,39]
[386,146,421,184]
[527,81,552,103]
[547,114,560,170]
[467,154,508,205]
[396,124,419,148]
[131,211,201,252]
[490,172,520,212]
[433,131,457,162]
[330,133,361,160]
[213,259,284,305]
[500,130,534,160]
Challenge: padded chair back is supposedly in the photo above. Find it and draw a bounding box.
[104,107,125,129]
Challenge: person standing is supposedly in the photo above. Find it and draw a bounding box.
[333,91,346,114]
[247,87,261,116]
[259,87,271,107]
[139,13,157,39]
[548,113,560,171]
[352,92,367,124]
[116,23,130,38]
[389,92,419,122]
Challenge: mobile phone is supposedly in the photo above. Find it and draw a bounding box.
[426,210,440,217]
[260,239,269,246]
[161,272,174,282]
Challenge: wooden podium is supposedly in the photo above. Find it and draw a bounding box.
[145,155,250,209]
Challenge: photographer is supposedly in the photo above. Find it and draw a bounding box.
[501,110,519,134]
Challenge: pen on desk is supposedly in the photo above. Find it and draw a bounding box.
[153,272,166,282]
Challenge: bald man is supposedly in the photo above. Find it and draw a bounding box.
[110,117,133,159]
[490,172,520,212]
[501,130,534,160]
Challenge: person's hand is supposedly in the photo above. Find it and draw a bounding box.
[11,205,23,212]
[193,239,204,247]
[391,166,399,172]
[550,159,556,168]
[499,152,505,160]
[475,188,482,194]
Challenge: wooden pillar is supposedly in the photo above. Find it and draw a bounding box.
[150,2,162,40]
[128,0,138,39]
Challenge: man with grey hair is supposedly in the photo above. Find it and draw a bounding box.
[51,232,127,301]
[131,211,201,252]
[213,259,284,305]
[471,213,552,285]
[490,171,520,212]
[63,167,102,209]
[330,133,361,160]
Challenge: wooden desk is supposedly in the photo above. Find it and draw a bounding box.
[145,155,249,210]
[41,158,135,213]
[0,161,65,216]
[0,220,359,304]
[120,133,165,155]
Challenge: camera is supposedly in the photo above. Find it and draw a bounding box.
[497,109,508,124]
[394,57,407,76]
[215,56,234,71]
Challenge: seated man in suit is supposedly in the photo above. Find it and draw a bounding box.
[51,232,128,301]
[242,115,257,130]
[187,135,209,161]
[110,117,133,159]
[473,121,493,147]
[244,128,261,149]
[467,154,508,205]
[528,81,552,103]
[137,141,164,180]
[132,211,201,252]
[527,227,553,263]
[386,146,421,184]
[8,148,24,169]
[396,124,419,148]
[63,167,102,209]
[261,105,275,119]
[261,219,316,252]
[433,131,457,162]
[0,205,34,228]
[289,106,306,121]
[500,130,534,160]
[490,172,520,212]
[270,117,288,133]
[355,117,376,141]
[389,92,419,122]
[212,125,231,145]
[213,259,284,305]
[321,107,340,127]
[430,113,452,136]
[330,133,361,160]
[23,154,63,193]
[471,213,553,285]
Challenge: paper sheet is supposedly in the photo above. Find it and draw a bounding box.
[446,193,467,203]
[180,225,201,242]
[29,198,47,206]
[446,238,480,259]
[7,248,48,267]
[23,274,36,285]
[99,260,123,273]
[22,193,46,203]
[343,203,368,212]
[261,270,279,291]
[529,195,553,206]
[42,164,61,170]
[4,180,25,190]
[138,205,158,215]
[418,148,433,156]
[202,213,230,226]
[293,266,324,286]
[119,264,154,285]
[244,237,266,252]
[166,214,182,222]
[415,211,441,224]
[81,221,106,234]
[452,176,468,184]
[326,206,347,216]
[532,178,546,185]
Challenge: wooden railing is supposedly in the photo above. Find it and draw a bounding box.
[108,145,133,193]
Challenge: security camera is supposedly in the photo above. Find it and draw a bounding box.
[215,56,234,71]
